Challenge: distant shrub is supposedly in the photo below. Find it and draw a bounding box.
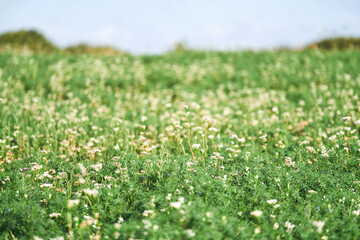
[64,44,125,56]
[0,30,58,53]
[307,37,360,50]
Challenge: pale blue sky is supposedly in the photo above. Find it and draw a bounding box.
[0,0,359,54]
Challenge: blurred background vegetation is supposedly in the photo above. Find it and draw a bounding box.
[0,30,59,53]
[0,30,126,55]
[0,29,359,55]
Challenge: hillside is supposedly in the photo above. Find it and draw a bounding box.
[0,30,58,53]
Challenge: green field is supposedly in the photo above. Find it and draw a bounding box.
[0,50,360,239]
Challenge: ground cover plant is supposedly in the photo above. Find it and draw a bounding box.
[0,50,360,239]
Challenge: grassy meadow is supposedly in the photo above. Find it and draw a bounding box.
[0,50,360,239]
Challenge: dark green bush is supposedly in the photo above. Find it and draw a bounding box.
[0,30,59,53]
[307,37,360,50]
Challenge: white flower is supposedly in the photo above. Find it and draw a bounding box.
[284,221,295,233]
[259,134,267,140]
[39,171,52,179]
[313,221,325,233]
[186,229,196,237]
[50,237,65,240]
[206,212,214,218]
[285,157,295,167]
[142,219,152,229]
[170,201,182,209]
[78,163,87,175]
[40,183,53,188]
[67,199,80,208]
[273,222,279,230]
[209,127,218,132]
[78,177,86,184]
[114,223,121,229]
[342,116,351,122]
[191,144,201,149]
[254,227,261,234]
[89,163,102,172]
[352,209,360,216]
[308,190,317,194]
[328,135,336,142]
[355,120,360,125]
[250,210,263,217]
[49,213,61,218]
[186,162,194,167]
[267,199,278,204]
[83,189,98,196]
[142,210,154,217]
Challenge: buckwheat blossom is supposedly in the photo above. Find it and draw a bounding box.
[273,223,279,230]
[254,227,261,234]
[39,171,52,179]
[313,221,325,233]
[170,201,182,209]
[50,237,64,240]
[266,199,278,204]
[40,183,53,188]
[142,210,154,217]
[83,189,98,196]
[352,209,360,216]
[89,163,102,172]
[49,237,64,240]
[342,116,351,122]
[49,213,61,218]
[250,210,263,217]
[142,220,152,229]
[170,197,185,209]
[284,221,295,233]
[284,157,295,167]
[114,223,121,229]
[80,219,94,228]
[186,229,196,237]
[67,199,80,208]
[259,134,267,140]
[191,144,201,149]
[186,162,194,167]
[209,127,218,132]
[78,163,87,175]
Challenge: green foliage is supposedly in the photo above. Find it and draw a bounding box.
[0,50,360,239]
[0,30,59,53]
[307,37,360,50]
